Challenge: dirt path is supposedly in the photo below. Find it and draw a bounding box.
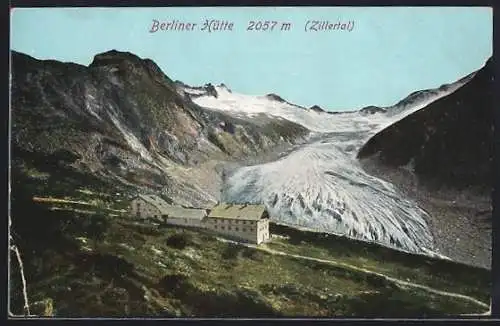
[32,196,94,206]
[216,237,490,311]
[32,196,126,213]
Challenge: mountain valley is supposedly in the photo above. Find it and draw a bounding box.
[9,50,493,317]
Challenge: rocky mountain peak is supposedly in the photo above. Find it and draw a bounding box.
[91,49,143,64]
[218,83,232,92]
[203,83,219,97]
[359,106,387,115]
[89,49,175,86]
[265,93,286,102]
[309,105,325,113]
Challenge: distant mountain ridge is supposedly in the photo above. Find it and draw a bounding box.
[358,71,476,117]
[178,72,475,122]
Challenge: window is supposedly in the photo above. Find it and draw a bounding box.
[243,228,246,232]
[228,226,232,231]
[136,202,141,217]
[235,227,239,232]
[221,226,225,230]
[243,221,246,225]
[214,225,218,229]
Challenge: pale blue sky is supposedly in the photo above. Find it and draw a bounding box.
[10,7,492,110]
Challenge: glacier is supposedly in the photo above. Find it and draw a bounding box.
[181,82,468,254]
[222,135,433,253]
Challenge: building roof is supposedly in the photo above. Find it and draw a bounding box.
[135,194,207,220]
[163,206,207,220]
[208,203,269,221]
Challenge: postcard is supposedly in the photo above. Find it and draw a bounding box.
[8,6,494,318]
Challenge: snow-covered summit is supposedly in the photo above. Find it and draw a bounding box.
[178,79,469,136]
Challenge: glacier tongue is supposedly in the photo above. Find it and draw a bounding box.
[223,136,434,253]
[183,83,471,253]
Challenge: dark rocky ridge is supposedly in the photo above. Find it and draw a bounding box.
[358,58,493,192]
[309,105,325,113]
[263,93,312,111]
[357,58,493,269]
[266,93,286,102]
[388,71,477,113]
[359,106,387,115]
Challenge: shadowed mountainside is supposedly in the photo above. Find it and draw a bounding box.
[357,58,493,269]
[358,58,493,192]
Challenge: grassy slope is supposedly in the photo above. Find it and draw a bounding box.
[13,211,487,317]
[9,157,491,318]
[267,224,491,304]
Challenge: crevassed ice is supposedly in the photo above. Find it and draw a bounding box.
[223,138,433,253]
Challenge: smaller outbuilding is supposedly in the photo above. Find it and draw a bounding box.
[129,194,207,227]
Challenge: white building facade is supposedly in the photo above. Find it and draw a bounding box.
[206,204,270,244]
[130,195,164,221]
